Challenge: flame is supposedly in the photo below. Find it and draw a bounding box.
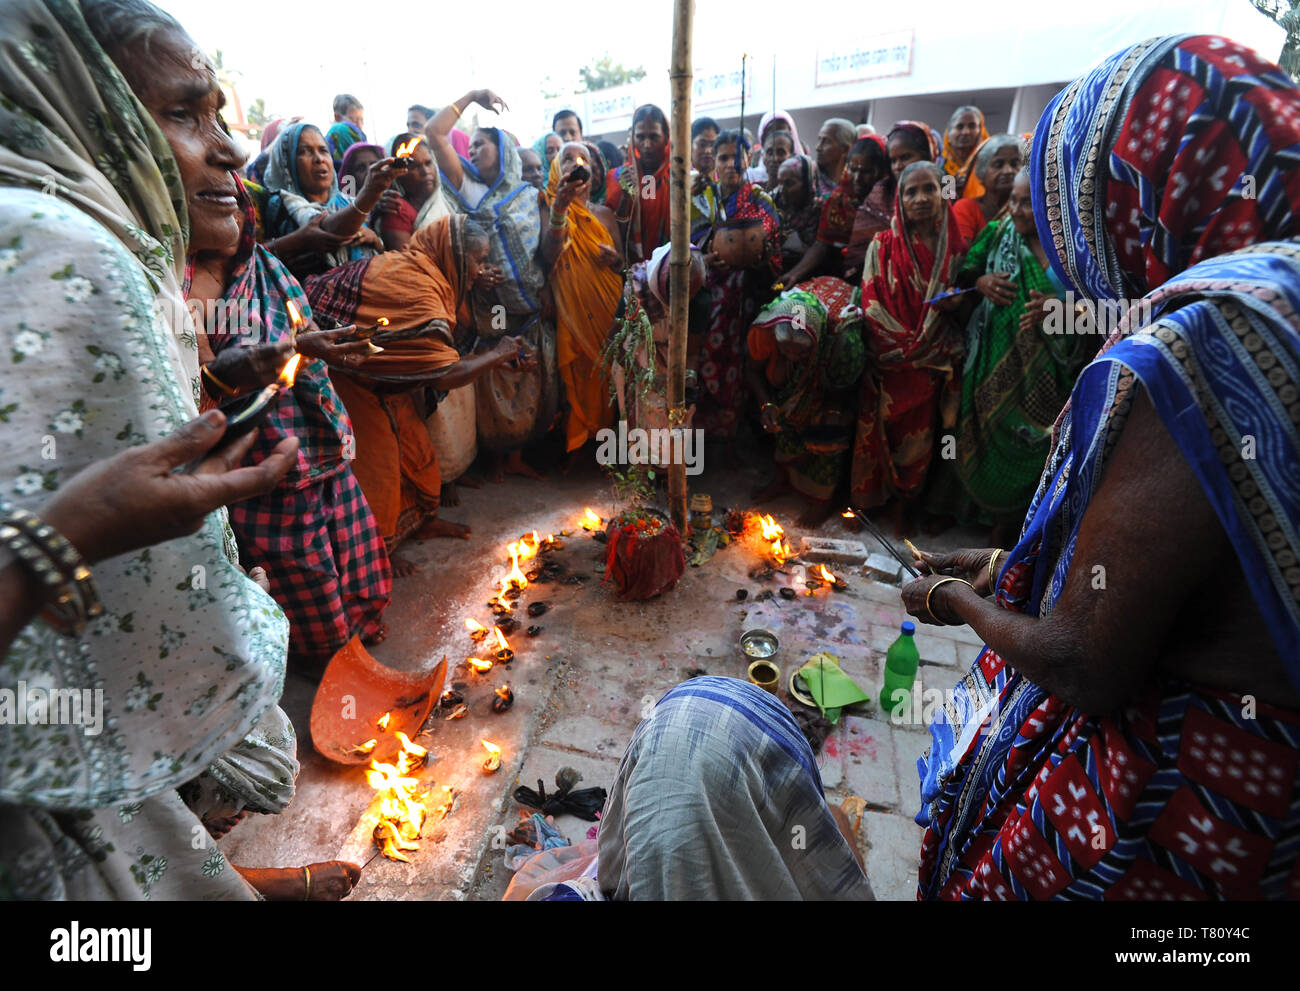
[285,299,304,330]
[505,544,528,589]
[841,509,855,519]
[495,683,512,702]
[754,514,792,565]
[465,617,489,640]
[772,539,794,566]
[394,730,428,776]
[492,628,512,654]
[278,353,303,388]
[377,317,389,327]
[481,739,502,772]
[580,508,602,531]
[367,759,427,858]
[545,533,555,543]
[817,564,837,583]
[467,656,494,674]
[355,738,377,754]
[395,136,421,158]
[576,155,586,166]
[758,514,783,540]
[376,711,392,731]
[512,534,539,562]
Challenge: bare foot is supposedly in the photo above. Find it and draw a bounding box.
[415,517,472,540]
[751,474,792,503]
[236,862,362,901]
[440,482,459,507]
[486,455,506,483]
[505,450,546,481]
[391,554,422,577]
[361,622,388,646]
[457,473,485,489]
[796,500,836,529]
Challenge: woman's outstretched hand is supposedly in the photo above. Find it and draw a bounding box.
[39,411,298,566]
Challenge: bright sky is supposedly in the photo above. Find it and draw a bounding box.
[158,0,1282,153]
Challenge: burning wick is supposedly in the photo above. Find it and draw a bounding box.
[841,509,855,519]
[395,136,421,159]
[580,508,603,531]
[465,618,490,642]
[492,683,514,713]
[467,656,494,674]
[481,739,502,773]
[285,299,304,334]
[505,544,529,590]
[491,628,514,663]
[376,711,392,731]
[394,730,428,775]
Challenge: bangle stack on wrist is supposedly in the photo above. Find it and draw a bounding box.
[987,549,1004,591]
[548,208,568,231]
[0,505,103,636]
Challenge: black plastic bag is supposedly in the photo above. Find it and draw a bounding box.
[514,767,607,821]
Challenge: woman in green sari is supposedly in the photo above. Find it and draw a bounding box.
[747,276,866,527]
[927,169,1096,543]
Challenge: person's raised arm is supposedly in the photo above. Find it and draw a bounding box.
[902,386,1225,713]
[426,89,510,194]
[319,158,399,239]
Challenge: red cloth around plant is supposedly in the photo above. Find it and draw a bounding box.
[603,518,685,600]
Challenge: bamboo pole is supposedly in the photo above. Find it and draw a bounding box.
[667,0,693,534]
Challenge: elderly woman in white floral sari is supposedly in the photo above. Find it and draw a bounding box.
[0,0,354,899]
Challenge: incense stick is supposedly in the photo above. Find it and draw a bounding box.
[843,507,919,578]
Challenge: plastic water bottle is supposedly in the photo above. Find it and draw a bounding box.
[880,621,920,718]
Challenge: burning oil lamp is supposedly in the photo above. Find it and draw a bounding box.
[540,533,562,552]
[184,352,302,473]
[492,683,514,713]
[465,618,490,643]
[491,628,514,663]
[466,656,494,675]
[445,703,469,720]
[394,731,428,776]
[579,508,603,532]
[376,711,392,732]
[440,689,463,708]
[481,739,502,773]
[393,135,422,169]
[505,544,529,590]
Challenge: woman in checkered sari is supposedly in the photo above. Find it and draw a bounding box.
[189,182,392,675]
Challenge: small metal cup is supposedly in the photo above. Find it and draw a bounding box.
[747,659,780,694]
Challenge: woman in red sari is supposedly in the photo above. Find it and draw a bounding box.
[851,161,967,528]
[693,129,781,439]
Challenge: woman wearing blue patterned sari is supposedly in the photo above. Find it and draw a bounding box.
[904,35,1300,900]
[426,91,558,480]
[259,121,396,277]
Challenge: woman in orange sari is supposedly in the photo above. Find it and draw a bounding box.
[941,106,990,199]
[305,216,534,574]
[540,142,624,455]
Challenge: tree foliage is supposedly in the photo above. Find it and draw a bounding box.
[578,56,647,93]
[1250,0,1300,79]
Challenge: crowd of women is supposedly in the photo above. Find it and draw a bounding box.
[1,0,1298,902]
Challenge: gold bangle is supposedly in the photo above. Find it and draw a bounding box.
[925,577,972,625]
[450,101,464,117]
[987,549,1004,591]
[302,865,311,901]
[201,362,238,398]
